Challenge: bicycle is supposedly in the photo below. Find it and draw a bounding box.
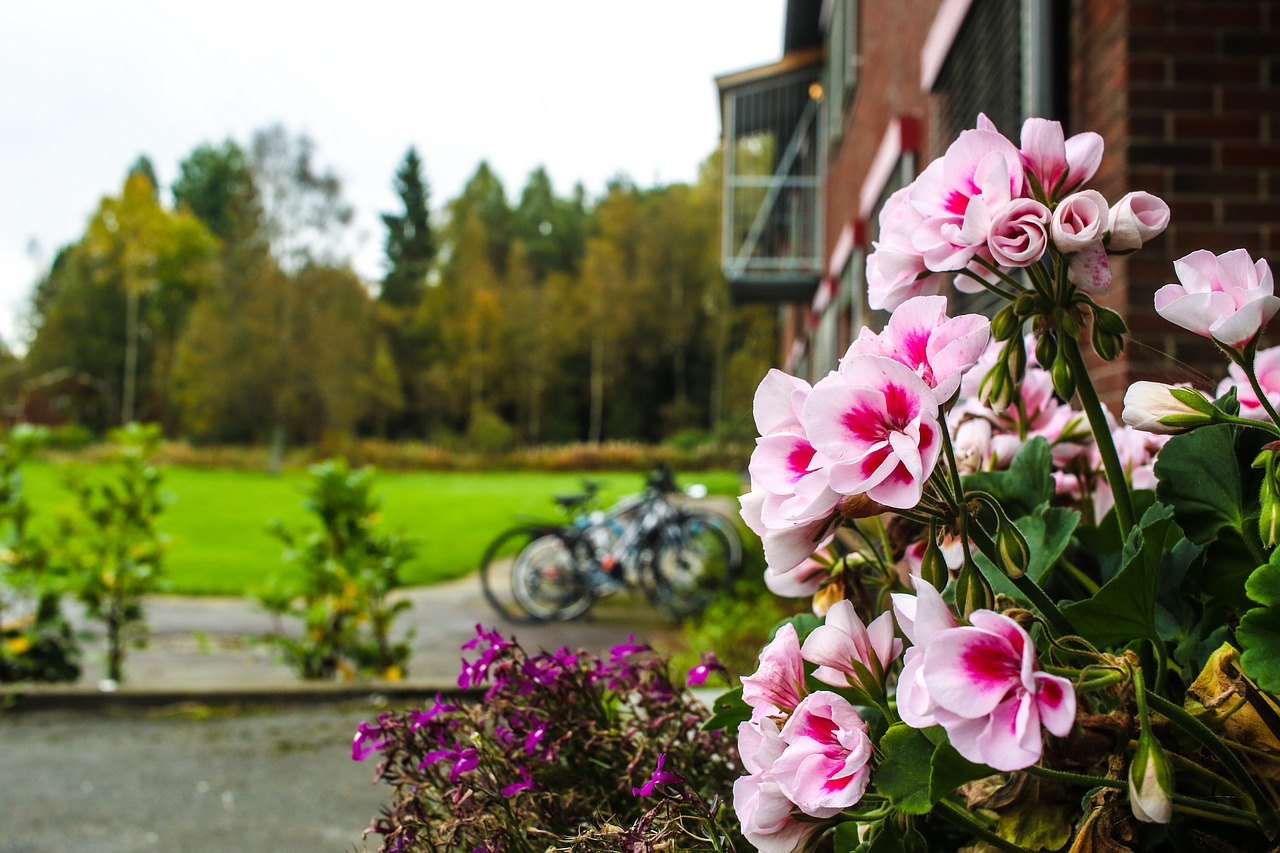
[478,468,742,623]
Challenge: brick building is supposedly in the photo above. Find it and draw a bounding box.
[717,0,1280,404]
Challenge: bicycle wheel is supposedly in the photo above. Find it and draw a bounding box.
[642,510,739,620]
[479,526,552,623]
[511,532,596,621]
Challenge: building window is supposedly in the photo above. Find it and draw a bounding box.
[823,0,859,147]
[930,0,1023,151]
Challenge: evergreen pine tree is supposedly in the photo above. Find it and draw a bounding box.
[380,147,435,306]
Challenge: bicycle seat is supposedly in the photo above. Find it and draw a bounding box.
[554,493,593,511]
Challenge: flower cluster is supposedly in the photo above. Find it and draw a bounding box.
[723,115,1280,852]
[355,625,745,853]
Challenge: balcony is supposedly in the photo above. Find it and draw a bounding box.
[717,49,824,301]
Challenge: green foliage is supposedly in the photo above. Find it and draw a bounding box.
[0,426,79,683]
[257,459,415,680]
[57,423,167,683]
[380,146,435,307]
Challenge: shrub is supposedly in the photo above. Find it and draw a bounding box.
[0,425,79,684]
[58,422,166,684]
[355,628,745,853]
[257,459,415,680]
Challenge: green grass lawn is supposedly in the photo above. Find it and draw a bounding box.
[21,462,746,596]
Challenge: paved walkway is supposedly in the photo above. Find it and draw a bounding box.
[28,572,682,704]
[0,575,686,853]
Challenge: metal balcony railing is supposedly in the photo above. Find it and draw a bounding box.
[718,57,824,301]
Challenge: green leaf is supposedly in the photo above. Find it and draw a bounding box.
[774,613,823,644]
[929,738,992,802]
[964,437,1054,518]
[996,797,1078,851]
[1062,502,1177,647]
[700,686,751,732]
[1019,506,1080,584]
[875,723,935,814]
[1246,550,1280,606]
[1154,423,1247,544]
[1238,605,1280,692]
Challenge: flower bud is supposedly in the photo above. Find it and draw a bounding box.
[918,535,950,590]
[1059,310,1082,340]
[1091,322,1124,361]
[953,564,993,619]
[1013,293,1039,318]
[1051,351,1076,400]
[1035,332,1058,368]
[995,520,1030,580]
[1255,449,1280,548]
[991,306,1021,342]
[980,361,1013,414]
[1004,335,1028,386]
[1122,381,1215,435]
[1128,730,1174,824]
[1093,306,1128,336]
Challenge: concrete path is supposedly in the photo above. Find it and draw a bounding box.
[0,573,685,853]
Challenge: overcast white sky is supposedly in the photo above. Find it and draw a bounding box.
[0,0,785,351]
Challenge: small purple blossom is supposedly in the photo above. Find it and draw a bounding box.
[524,722,547,755]
[632,753,684,797]
[686,652,727,687]
[610,634,649,662]
[500,765,538,797]
[352,720,387,762]
[412,695,457,730]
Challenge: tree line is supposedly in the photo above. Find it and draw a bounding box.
[19,125,776,459]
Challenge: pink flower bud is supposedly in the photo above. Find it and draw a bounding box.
[987,198,1051,267]
[1107,191,1170,252]
[1050,190,1109,253]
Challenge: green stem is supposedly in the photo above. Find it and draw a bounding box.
[1022,763,1124,791]
[936,799,1034,853]
[1167,751,1251,805]
[1170,796,1264,829]
[1056,556,1102,595]
[1222,340,1280,431]
[1075,671,1129,693]
[1059,334,1136,538]
[967,522,1076,637]
[1144,689,1277,831]
[955,265,1021,302]
[972,255,1033,298]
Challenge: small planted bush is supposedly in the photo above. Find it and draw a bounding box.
[258,459,414,680]
[59,422,167,684]
[354,628,745,853]
[0,425,79,684]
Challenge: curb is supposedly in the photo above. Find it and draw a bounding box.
[1,682,479,714]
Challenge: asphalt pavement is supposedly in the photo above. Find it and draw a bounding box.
[0,572,684,853]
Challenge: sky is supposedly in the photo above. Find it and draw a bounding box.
[0,0,786,351]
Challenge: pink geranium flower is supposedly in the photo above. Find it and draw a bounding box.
[740,488,832,575]
[1154,248,1280,348]
[804,355,943,509]
[1050,190,1109,253]
[1107,191,1170,252]
[987,197,1051,268]
[844,295,992,402]
[733,773,821,853]
[1220,344,1280,420]
[749,370,841,526]
[740,622,807,715]
[772,691,873,817]
[1018,117,1103,198]
[801,600,902,693]
[908,123,1025,272]
[764,554,830,598]
[891,578,959,728]
[920,611,1076,771]
[867,186,948,311]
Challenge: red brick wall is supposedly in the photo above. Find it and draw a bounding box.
[1096,0,1280,403]
[825,0,943,253]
